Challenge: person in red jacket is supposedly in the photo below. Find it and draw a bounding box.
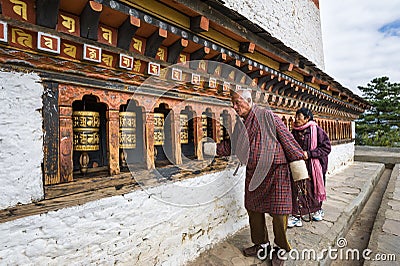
[215,89,305,257]
[288,107,331,228]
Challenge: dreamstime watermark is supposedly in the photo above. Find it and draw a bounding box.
[257,238,397,262]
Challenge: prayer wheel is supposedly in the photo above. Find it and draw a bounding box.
[201,114,207,138]
[180,114,189,144]
[119,112,136,149]
[119,111,136,167]
[154,113,164,146]
[72,111,100,174]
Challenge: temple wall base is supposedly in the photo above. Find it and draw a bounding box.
[0,166,248,265]
[0,70,44,209]
[327,141,355,175]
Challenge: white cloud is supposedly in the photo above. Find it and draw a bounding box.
[319,0,400,96]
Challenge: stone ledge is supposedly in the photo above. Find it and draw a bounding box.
[0,158,236,224]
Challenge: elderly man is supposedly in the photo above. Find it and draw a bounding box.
[211,89,305,257]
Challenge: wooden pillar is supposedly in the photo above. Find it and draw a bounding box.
[59,106,73,183]
[145,112,155,169]
[43,82,60,185]
[172,111,182,165]
[193,114,203,160]
[107,109,120,175]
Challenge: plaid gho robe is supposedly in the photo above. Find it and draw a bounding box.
[217,105,304,214]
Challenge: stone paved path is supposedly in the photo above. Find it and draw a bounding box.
[187,162,386,266]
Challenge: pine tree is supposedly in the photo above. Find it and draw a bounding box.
[356,77,400,146]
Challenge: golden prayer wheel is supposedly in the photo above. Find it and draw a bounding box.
[119,111,136,168]
[119,112,136,149]
[73,111,100,151]
[180,114,189,144]
[201,114,208,138]
[72,111,100,174]
[154,113,164,146]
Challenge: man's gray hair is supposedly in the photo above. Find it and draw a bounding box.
[235,89,253,104]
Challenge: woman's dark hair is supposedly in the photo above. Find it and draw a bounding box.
[296,107,314,121]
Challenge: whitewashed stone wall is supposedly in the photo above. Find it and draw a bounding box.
[0,70,44,209]
[222,0,325,69]
[0,166,248,265]
[327,142,355,175]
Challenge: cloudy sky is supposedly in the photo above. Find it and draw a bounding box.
[319,0,400,96]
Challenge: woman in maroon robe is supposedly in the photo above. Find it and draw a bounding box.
[288,107,331,227]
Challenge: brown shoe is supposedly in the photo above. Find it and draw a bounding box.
[271,247,286,266]
[242,244,270,258]
[242,244,262,257]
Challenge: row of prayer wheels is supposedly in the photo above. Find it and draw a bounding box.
[72,111,138,151]
[72,111,228,173]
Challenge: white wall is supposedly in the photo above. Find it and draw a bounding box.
[222,0,325,69]
[0,166,248,266]
[327,142,355,175]
[0,70,44,209]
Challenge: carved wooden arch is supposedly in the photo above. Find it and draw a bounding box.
[200,107,217,141]
[122,98,146,114]
[219,108,234,141]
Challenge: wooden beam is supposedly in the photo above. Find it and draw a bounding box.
[271,80,286,93]
[167,39,188,64]
[239,42,255,53]
[189,47,210,70]
[144,28,168,58]
[80,1,102,40]
[304,75,315,83]
[240,64,253,74]
[249,70,264,79]
[278,83,292,95]
[117,16,140,50]
[207,53,227,74]
[190,15,209,32]
[264,77,279,91]
[257,75,271,88]
[36,0,60,29]
[221,59,240,79]
[320,84,330,91]
[279,63,294,72]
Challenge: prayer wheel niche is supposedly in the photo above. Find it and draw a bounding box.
[154,113,165,146]
[154,104,173,165]
[201,114,208,139]
[73,111,100,174]
[219,114,230,141]
[202,112,214,140]
[180,114,189,144]
[180,112,195,158]
[119,111,136,168]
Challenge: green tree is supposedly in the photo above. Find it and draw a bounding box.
[356,77,400,147]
